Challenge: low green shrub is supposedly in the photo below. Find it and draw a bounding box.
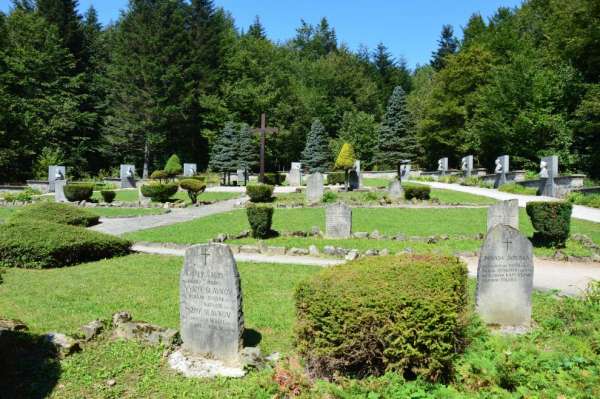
[140,183,179,202]
[101,190,116,203]
[461,176,480,186]
[295,254,468,381]
[63,183,94,202]
[568,192,600,209]
[326,172,345,185]
[9,187,40,202]
[262,172,286,186]
[150,170,169,181]
[179,178,206,203]
[438,175,460,184]
[0,220,131,269]
[498,183,537,195]
[414,175,435,182]
[322,191,337,203]
[404,184,431,200]
[246,184,274,202]
[478,180,494,189]
[10,202,99,227]
[526,201,573,247]
[246,204,274,238]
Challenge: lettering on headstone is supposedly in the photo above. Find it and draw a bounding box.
[325,203,352,238]
[487,199,519,231]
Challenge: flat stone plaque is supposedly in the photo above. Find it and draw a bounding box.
[48,165,66,193]
[183,163,197,177]
[120,164,136,189]
[487,199,519,231]
[180,244,244,362]
[325,203,352,238]
[476,225,533,326]
[306,172,324,204]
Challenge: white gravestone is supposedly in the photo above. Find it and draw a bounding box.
[388,179,404,200]
[437,158,448,176]
[325,203,352,238]
[48,165,66,193]
[183,163,197,177]
[353,160,363,188]
[400,162,411,181]
[180,244,244,362]
[461,155,473,178]
[487,199,519,231]
[494,155,509,188]
[306,172,324,204]
[539,155,558,197]
[120,164,136,189]
[236,169,246,186]
[476,225,533,327]
[289,162,302,187]
[54,179,68,202]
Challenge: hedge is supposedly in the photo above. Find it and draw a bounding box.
[141,183,179,202]
[179,178,206,203]
[10,202,99,227]
[101,190,116,203]
[0,220,131,269]
[404,184,431,200]
[295,254,468,381]
[246,184,274,202]
[262,172,286,186]
[326,172,345,185]
[63,182,94,202]
[246,204,274,238]
[526,201,572,247]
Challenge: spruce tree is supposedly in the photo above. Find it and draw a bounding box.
[247,16,266,39]
[237,123,257,171]
[301,119,330,173]
[430,24,458,71]
[209,122,238,183]
[375,86,416,170]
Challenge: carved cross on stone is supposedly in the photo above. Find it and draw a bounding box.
[199,247,210,265]
[504,239,512,252]
[252,113,278,183]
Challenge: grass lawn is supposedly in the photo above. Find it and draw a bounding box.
[0,254,598,398]
[91,189,241,204]
[0,206,167,220]
[126,207,600,257]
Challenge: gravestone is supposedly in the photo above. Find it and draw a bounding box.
[183,163,197,177]
[539,155,558,197]
[348,170,359,191]
[139,185,151,206]
[306,172,324,204]
[494,155,509,188]
[437,157,448,176]
[120,164,136,189]
[180,244,244,362]
[476,225,533,326]
[289,162,302,187]
[54,179,67,202]
[487,199,519,231]
[48,165,66,193]
[388,179,404,200]
[461,155,473,178]
[400,162,411,181]
[353,160,363,188]
[325,202,352,238]
[236,169,246,186]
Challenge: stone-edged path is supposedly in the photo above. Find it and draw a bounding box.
[91,197,246,235]
[408,180,600,223]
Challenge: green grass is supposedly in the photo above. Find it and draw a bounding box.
[362,177,391,187]
[0,206,167,220]
[91,189,241,204]
[498,183,538,195]
[1,255,598,398]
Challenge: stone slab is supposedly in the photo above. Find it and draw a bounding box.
[183,163,197,177]
[388,179,404,200]
[306,172,324,204]
[487,199,519,231]
[120,164,136,189]
[325,202,352,238]
[48,165,66,193]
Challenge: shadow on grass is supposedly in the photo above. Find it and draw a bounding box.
[242,328,262,347]
[0,330,61,399]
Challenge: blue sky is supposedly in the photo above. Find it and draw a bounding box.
[0,0,523,68]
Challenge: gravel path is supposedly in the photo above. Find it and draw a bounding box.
[91,197,246,235]
[408,180,600,223]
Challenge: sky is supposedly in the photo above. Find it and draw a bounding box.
[0,0,524,68]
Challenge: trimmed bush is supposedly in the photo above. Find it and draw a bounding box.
[246,204,274,238]
[0,220,131,269]
[63,183,94,202]
[164,154,183,177]
[150,170,169,181]
[246,184,274,202]
[498,183,537,195]
[322,191,337,203]
[404,184,431,200]
[326,172,345,185]
[101,190,116,203]
[179,178,206,203]
[141,183,179,203]
[295,254,468,381]
[262,172,286,186]
[10,202,99,227]
[526,201,573,247]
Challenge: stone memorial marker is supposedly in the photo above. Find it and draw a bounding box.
[139,185,151,206]
[120,164,136,189]
[400,161,411,181]
[353,160,363,188]
[461,155,473,178]
[437,157,448,176]
[289,162,302,187]
[306,172,324,204]
[348,170,360,191]
[183,163,197,177]
[487,199,519,231]
[325,202,352,238]
[539,155,558,197]
[54,179,67,202]
[494,155,509,188]
[180,244,244,362]
[48,165,66,193]
[388,179,404,200]
[236,169,246,186]
[476,225,533,326]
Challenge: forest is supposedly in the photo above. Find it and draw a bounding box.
[0,0,598,182]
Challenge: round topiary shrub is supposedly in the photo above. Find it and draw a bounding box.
[141,183,179,203]
[150,170,169,181]
[262,172,286,186]
[246,183,274,203]
[404,184,431,200]
[179,178,206,203]
[246,204,274,238]
[101,190,116,203]
[295,254,468,381]
[164,154,183,177]
[63,183,94,202]
[525,201,573,247]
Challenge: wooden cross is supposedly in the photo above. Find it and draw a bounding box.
[504,239,512,252]
[199,247,210,265]
[252,113,278,183]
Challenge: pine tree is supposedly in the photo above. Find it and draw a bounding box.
[210,122,239,184]
[431,24,458,71]
[237,123,257,171]
[375,86,416,170]
[301,119,330,173]
[247,15,266,39]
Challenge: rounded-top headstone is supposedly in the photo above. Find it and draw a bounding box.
[306,172,324,204]
[325,202,352,238]
[487,199,519,231]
